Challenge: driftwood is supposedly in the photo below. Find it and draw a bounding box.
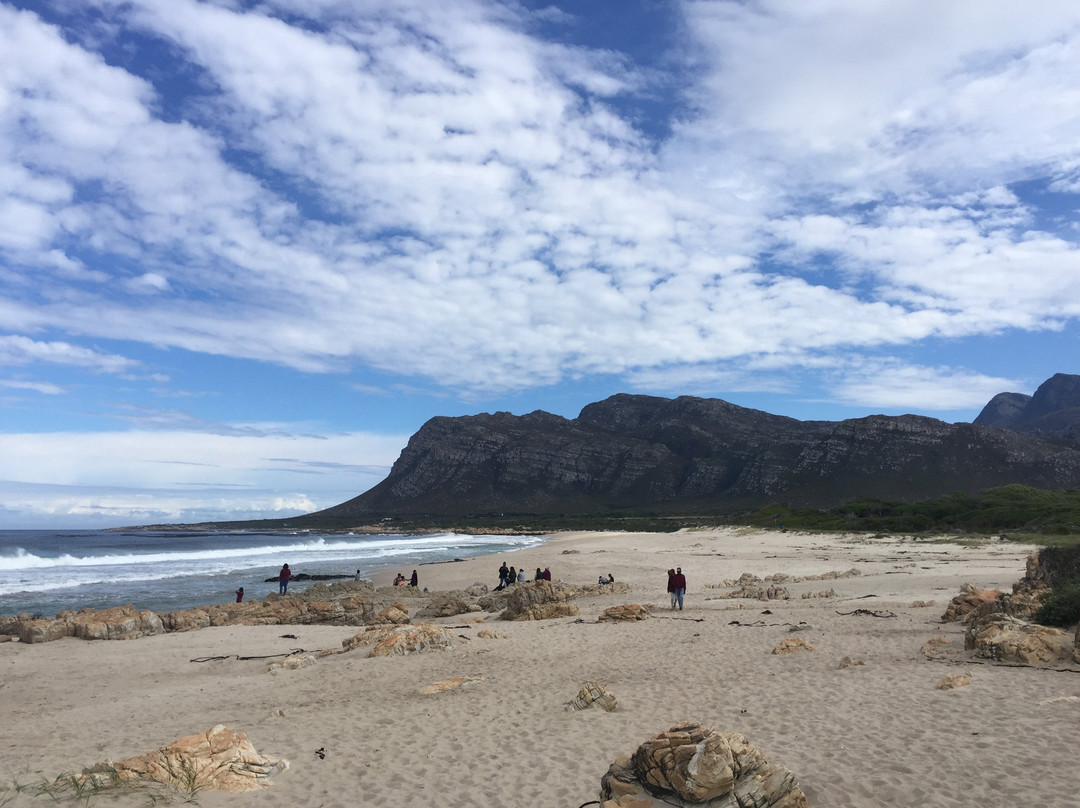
[925,655,1080,674]
[190,648,312,663]
[833,604,894,617]
[728,620,809,629]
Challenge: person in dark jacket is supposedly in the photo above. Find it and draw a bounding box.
[278,563,291,595]
[410,570,418,587]
[666,569,677,609]
[542,567,552,581]
[671,567,687,610]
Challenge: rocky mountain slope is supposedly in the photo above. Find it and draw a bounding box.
[307,374,1080,520]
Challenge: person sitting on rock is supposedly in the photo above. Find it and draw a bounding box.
[517,568,526,583]
[507,566,517,585]
[542,567,552,581]
[607,573,615,584]
[598,575,608,585]
[535,567,544,581]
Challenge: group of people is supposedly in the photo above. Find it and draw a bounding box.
[495,562,552,590]
[394,570,419,587]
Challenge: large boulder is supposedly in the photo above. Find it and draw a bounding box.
[99,725,287,793]
[500,581,579,621]
[600,722,808,807]
[340,623,453,656]
[965,612,1070,664]
[566,681,617,712]
[70,606,164,640]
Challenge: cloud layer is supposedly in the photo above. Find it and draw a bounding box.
[2,0,1079,524]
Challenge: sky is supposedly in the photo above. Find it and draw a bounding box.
[2,0,1079,529]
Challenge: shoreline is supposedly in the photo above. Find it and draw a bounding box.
[3,527,1077,808]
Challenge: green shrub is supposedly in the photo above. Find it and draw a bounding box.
[1034,579,1080,628]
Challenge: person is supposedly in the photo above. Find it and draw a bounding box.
[498,562,509,589]
[607,573,615,584]
[672,566,687,610]
[507,566,517,586]
[410,569,418,587]
[598,575,608,585]
[517,568,525,583]
[354,569,362,581]
[542,567,551,581]
[278,563,291,595]
[235,587,244,603]
[667,569,677,609]
[394,573,407,586]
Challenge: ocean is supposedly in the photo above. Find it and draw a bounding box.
[0,529,545,618]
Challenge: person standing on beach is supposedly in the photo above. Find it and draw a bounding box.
[671,567,687,610]
[278,563,291,595]
[666,569,677,609]
[410,570,418,587]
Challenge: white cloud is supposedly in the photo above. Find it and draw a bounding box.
[0,0,1077,406]
[0,334,139,373]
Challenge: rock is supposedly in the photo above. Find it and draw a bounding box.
[341,623,454,656]
[566,681,617,712]
[920,636,949,656]
[936,674,972,690]
[369,606,410,625]
[100,725,287,793]
[419,675,483,695]
[268,654,316,673]
[598,604,650,622]
[772,638,814,655]
[600,722,808,807]
[943,583,1002,622]
[415,593,470,619]
[476,629,508,639]
[837,656,864,668]
[965,613,1069,664]
[500,581,580,621]
[18,617,75,644]
[1075,625,1080,665]
[910,600,936,608]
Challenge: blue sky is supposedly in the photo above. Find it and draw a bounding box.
[2,0,1079,528]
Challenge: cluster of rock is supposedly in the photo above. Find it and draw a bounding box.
[599,722,808,807]
[942,548,1079,665]
[709,569,860,587]
[2,576,598,644]
[86,725,287,794]
[337,623,454,657]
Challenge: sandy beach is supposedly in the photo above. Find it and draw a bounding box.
[2,527,1078,808]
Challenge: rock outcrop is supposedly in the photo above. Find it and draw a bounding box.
[94,725,287,793]
[942,584,1003,622]
[500,581,580,621]
[599,722,808,807]
[772,638,814,655]
[340,623,453,656]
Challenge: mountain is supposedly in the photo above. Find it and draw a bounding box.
[305,377,1080,521]
[974,373,1080,440]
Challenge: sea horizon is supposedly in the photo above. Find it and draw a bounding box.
[0,528,545,619]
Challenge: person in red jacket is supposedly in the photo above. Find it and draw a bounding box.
[235,587,244,603]
[671,567,686,610]
[278,563,291,595]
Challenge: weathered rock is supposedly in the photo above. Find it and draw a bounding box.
[936,674,972,690]
[501,581,580,621]
[943,583,1002,622]
[340,623,453,656]
[476,629,507,639]
[268,654,316,673]
[414,593,470,619]
[772,638,814,655]
[419,675,483,695]
[100,725,287,793]
[369,606,410,625]
[1075,624,1080,664]
[600,722,808,807]
[566,681,617,712]
[920,636,949,656]
[965,613,1069,664]
[18,617,75,644]
[837,656,864,668]
[910,600,936,608]
[598,604,650,622]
